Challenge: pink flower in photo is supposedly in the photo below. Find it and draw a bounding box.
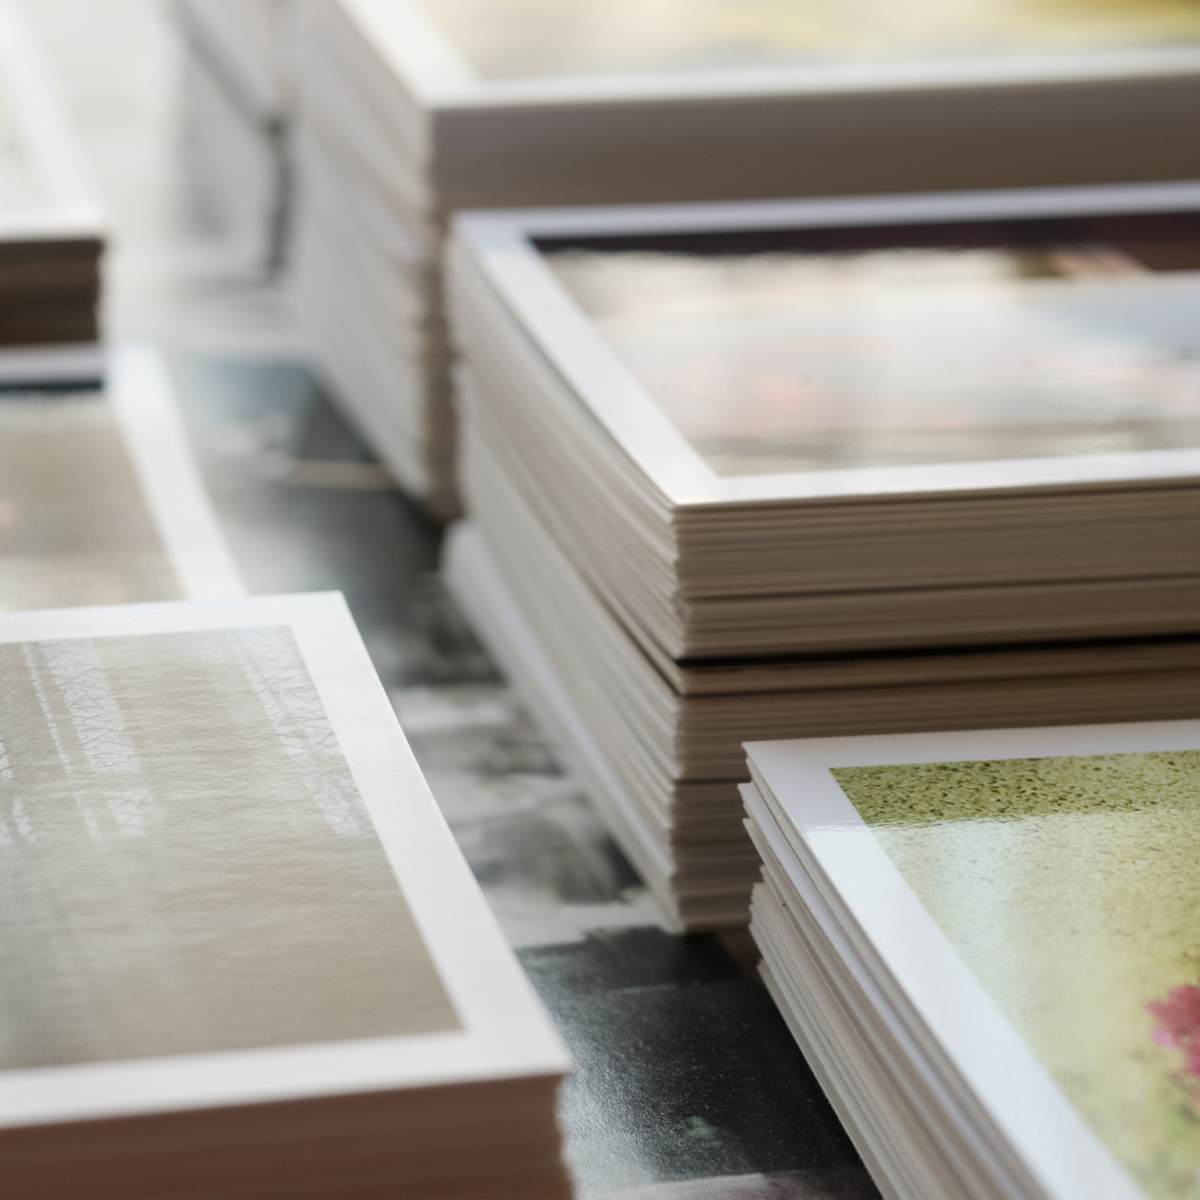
[1146,985,1200,1079]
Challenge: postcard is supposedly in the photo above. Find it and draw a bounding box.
[749,719,1200,1200]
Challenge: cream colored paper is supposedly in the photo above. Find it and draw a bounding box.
[0,624,457,1069]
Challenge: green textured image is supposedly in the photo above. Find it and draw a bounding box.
[832,751,1200,1199]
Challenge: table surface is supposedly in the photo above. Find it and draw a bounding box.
[24,3,880,1195]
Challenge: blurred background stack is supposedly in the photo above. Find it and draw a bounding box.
[283,0,1200,516]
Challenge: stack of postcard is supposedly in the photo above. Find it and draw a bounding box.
[0,592,571,1199]
[742,719,1200,1200]
[290,0,1200,513]
[0,343,244,611]
[176,0,294,273]
[444,180,1200,928]
[0,0,104,386]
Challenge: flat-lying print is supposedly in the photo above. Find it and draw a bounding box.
[549,240,1200,476]
[833,751,1200,1199]
[0,624,457,1069]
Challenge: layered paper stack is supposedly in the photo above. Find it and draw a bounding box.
[0,343,243,611]
[742,720,1200,1200]
[0,0,104,386]
[0,592,571,1199]
[291,0,1200,513]
[444,180,1200,927]
[176,0,294,272]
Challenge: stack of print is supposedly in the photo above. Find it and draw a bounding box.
[743,720,1200,1200]
[0,593,571,1200]
[0,0,104,385]
[176,0,294,272]
[290,0,1200,513]
[445,180,1200,927]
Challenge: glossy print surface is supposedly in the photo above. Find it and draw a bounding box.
[547,243,1200,477]
[831,749,1200,1199]
[416,0,1200,82]
[0,624,457,1068]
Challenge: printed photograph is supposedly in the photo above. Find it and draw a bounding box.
[548,232,1200,476]
[0,624,457,1069]
[833,750,1200,1200]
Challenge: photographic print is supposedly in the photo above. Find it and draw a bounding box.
[833,749,1200,1198]
[0,393,183,611]
[0,624,457,1069]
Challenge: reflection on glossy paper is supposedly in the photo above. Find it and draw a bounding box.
[549,245,1200,476]
[418,0,1200,81]
[0,626,457,1068]
[833,752,1200,1200]
[0,394,182,610]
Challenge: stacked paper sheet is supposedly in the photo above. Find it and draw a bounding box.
[0,0,104,386]
[176,0,294,272]
[291,0,1200,512]
[0,343,243,611]
[742,720,1200,1200]
[0,592,571,1199]
[445,181,1200,927]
